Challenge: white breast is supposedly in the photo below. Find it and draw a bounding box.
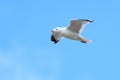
[61,29,79,40]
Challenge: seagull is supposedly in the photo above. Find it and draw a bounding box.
[51,19,93,44]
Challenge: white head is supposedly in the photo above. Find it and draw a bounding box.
[51,27,62,33]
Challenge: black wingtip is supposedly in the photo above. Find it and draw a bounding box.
[51,35,59,44]
[83,19,93,22]
[77,19,93,22]
[89,20,93,22]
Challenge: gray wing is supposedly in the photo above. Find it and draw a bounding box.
[67,19,93,33]
[51,32,63,44]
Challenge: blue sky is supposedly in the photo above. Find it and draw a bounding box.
[0,0,120,80]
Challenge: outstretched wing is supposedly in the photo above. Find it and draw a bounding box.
[51,32,63,44]
[67,19,93,33]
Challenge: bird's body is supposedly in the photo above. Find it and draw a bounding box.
[60,28,79,40]
[51,19,93,44]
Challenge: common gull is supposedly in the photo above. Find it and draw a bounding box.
[51,19,93,44]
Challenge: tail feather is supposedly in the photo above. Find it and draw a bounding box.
[77,36,91,43]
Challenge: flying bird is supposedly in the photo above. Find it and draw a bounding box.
[51,19,93,44]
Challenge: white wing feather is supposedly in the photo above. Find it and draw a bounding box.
[67,19,92,33]
[52,32,63,40]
